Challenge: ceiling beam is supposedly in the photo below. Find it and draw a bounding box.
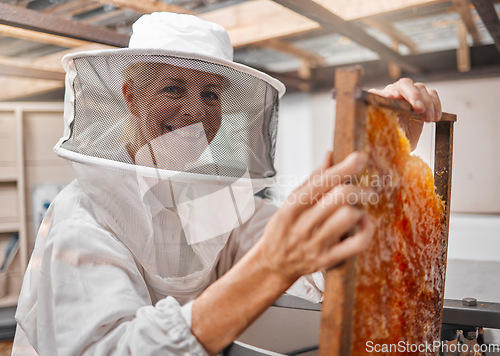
[452,0,482,44]
[0,43,111,71]
[80,0,321,48]
[361,18,418,52]
[80,8,130,24]
[94,0,195,15]
[471,0,500,52]
[313,0,447,21]
[388,40,403,79]
[255,38,326,81]
[457,22,471,71]
[0,2,129,47]
[256,39,325,65]
[270,0,422,74]
[0,24,113,48]
[43,0,104,18]
[0,44,108,100]
[0,62,65,81]
[270,44,500,92]
[0,76,64,101]
[33,44,112,69]
[367,1,455,23]
[200,1,320,47]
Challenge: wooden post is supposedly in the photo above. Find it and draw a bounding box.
[457,22,471,72]
[434,119,455,339]
[319,66,366,356]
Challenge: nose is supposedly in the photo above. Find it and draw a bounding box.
[180,90,205,122]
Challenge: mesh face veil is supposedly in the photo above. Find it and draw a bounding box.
[57,52,282,181]
[53,13,285,301]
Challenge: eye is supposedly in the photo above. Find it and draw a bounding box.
[162,85,184,96]
[202,90,220,104]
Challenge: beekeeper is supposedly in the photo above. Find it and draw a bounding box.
[13,12,441,356]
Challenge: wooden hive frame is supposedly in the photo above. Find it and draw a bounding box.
[319,66,457,356]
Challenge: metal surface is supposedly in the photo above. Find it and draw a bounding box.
[273,296,500,330]
[462,297,478,306]
[225,296,500,355]
[442,299,500,329]
[224,341,284,356]
[0,306,16,341]
[274,294,322,312]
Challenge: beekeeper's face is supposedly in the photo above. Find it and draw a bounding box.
[123,63,224,168]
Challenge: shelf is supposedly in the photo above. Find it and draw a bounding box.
[0,223,19,234]
[0,294,18,309]
[0,176,17,183]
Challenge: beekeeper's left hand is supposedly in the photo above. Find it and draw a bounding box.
[369,78,442,150]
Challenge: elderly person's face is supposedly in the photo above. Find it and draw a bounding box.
[123,63,224,169]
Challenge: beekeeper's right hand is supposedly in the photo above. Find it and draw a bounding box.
[256,150,375,285]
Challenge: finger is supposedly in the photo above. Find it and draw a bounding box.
[414,82,435,122]
[368,88,399,99]
[318,214,375,269]
[321,150,334,170]
[308,150,334,179]
[428,88,442,122]
[294,185,375,236]
[313,205,364,250]
[282,152,367,216]
[373,78,427,113]
[391,78,428,112]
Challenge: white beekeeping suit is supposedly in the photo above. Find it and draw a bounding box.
[13,12,323,356]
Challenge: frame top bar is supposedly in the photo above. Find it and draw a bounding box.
[333,87,457,122]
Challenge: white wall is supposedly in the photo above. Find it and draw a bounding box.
[427,77,500,213]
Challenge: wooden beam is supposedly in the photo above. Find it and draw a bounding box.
[32,44,112,69]
[452,0,482,44]
[0,2,129,47]
[93,0,195,15]
[313,0,447,21]
[0,62,65,81]
[0,43,108,72]
[34,0,323,64]
[457,22,471,71]
[201,1,320,48]
[471,0,500,52]
[271,0,422,74]
[388,40,403,79]
[319,66,365,356]
[0,77,64,101]
[43,0,104,18]
[0,24,112,49]
[297,59,314,80]
[0,44,110,101]
[80,8,131,25]
[362,17,418,52]
[256,38,325,65]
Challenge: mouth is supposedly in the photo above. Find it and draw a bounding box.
[163,124,204,139]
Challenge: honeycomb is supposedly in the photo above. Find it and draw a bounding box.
[351,106,446,355]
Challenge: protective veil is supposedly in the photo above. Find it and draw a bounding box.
[13,12,323,356]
